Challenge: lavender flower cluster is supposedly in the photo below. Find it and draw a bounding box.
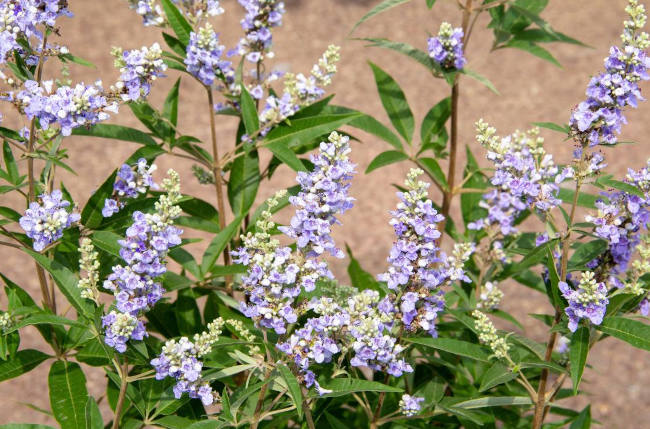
[151,318,224,405]
[468,121,573,250]
[102,170,183,352]
[237,0,285,63]
[399,394,424,417]
[560,271,609,332]
[19,189,80,251]
[585,159,650,281]
[102,158,158,218]
[0,0,72,63]
[112,43,167,102]
[379,168,473,337]
[428,22,466,71]
[570,0,650,146]
[232,131,355,334]
[15,80,118,136]
[185,23,234,87]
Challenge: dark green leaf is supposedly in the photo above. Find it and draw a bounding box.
[569,405,591,429]
[160,0,192,45]
[479,362,518,392]
[558,187,598,209]
[359,38,432,70]
[454,396,532,409]
[313,379,402,398]
[263,113,361,149]
[228,148,260,216]
[420,97,451,147]
[324,105,403,151]
[570,326,589,394]
[85,396,103,429]
[72,124,157,146]
[568,240,608,271]
[277,364,303,419]
[461,146,488,228]
[265,141,306,172]
[346,244,383,294]
[365,150,408,173]
[81,170,117,229]
[506,40,561,67]
[0,349,49,382]
[597,316,650,351]
[240,87,259,135]
[417,157,449,191]
[49,360,89,429]
[462,68,499,94]
[369,62,414,143]
[406,337,490,362]
[163,78,181,128]
[201,215,244,275]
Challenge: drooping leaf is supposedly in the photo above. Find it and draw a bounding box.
[365,150,409,173]
[461,68,499,94]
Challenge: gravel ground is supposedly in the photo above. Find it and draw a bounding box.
[1,0,649,426]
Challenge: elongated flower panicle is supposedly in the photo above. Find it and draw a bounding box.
[477,281,504,310]
[378,169,472,337]
[469,120,571,245]
[259,45,340,133]
[102,170,183,352]
[103,158,158,217]
[473,310,510,359]
[560,271,609,332]
[185,24,234,87]
[278,131,355,259]
[237,0,285,63]
[77,238,100,302]
[20,190,80,251]
[151,318,224,405]
[112,43,167,102]
[15,80,118,136]
[428,22,466,70]
[570,0,650,146]
[399,394,424,417]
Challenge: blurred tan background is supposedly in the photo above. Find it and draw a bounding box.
[1,0,649,426]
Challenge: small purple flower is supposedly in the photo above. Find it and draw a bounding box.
[399,394,424,417]
[113,43,167,102]
[185,24,234,87]
[19,190,80,251]
[560,272,609,332]
[428,22,466,70]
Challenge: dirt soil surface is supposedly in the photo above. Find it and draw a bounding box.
[1,0,649,427]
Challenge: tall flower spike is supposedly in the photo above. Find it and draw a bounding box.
[428,22,466,70]
[20,190,80,251]
[237,0,285,63]
[560,271,609,332]
[78,238,100,303]
[378,168,472,337]
[570,0,650,146]
[102,170,183,352]
[473,310,510,359]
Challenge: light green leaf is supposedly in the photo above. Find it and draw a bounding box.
[461,68,499,94]
[506,40,561,67]
[532,121,569,134]
[49,360,89,429]
[160,0,192,45]
[359,38,432,70]
[4,313,85,333]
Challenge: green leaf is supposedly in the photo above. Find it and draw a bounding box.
[597,316,650,351]
[3,141,19,183]
[0,349,49,382]
[369,62,414,143]
[595,175,644,197]
[72,124,157,146]
[406,337,490,362]
[461,146,488,228]
[160,0,192,45]
[570,326,589,394]
[240,87,259,135]
[461,68,499,94]
[201,215,244,275]
[558,187,598,209]
[85,396,103,429]
[163,78,181,128]
[162,32,187,57]
[426,0,437,8]
[49,360,89,429]
[569,405,591,429]
[506,40,561,67]
[324,105,403,150]
[263,113,361,149]
[313,378,402,398]
[4,313,85,333]
[176,289,202,336]
[479,362,518,392]
[349,0,411,34]
[420,97,451,146]
[24,249,92,318]
[567,240,608,271]
[91,230,121,257]
[266,141,306,172]
[0,425,57,429]
[277,364,303,420]
[359,38,432,70]
[228,147,260,216]
[532,121,569,134]
[365,150,408,173]
[81,170,117,229]
[497,238,558,280]
[454,396,532,409]
[417,157,449,191]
